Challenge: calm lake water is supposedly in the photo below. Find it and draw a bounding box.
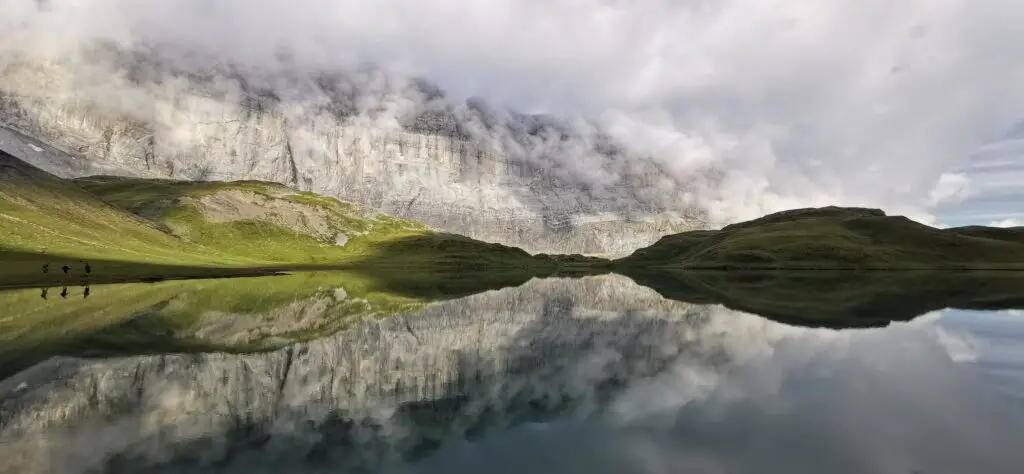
[1,273,1023,474]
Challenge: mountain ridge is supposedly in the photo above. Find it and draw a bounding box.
[0,53,704,257]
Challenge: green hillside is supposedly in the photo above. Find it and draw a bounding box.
[74,176,428,264]
[0,151,567,287]
[617,206,1024,270]
[0,151,245,265]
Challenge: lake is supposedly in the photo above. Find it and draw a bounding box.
[1,272,1023,473]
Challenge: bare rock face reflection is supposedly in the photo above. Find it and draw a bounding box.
[0,276,725,473]
[1,276,1023,474]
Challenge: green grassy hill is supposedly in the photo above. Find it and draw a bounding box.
[0,151,568,286]
[0,151,246,265]
[947,224,1024,244]
[617,206,1024,270]
[74,175,429,264]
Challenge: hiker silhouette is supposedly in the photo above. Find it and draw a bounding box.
[61,265,70,274]
[40,288,48,299]
[84,262,92,274]
[60,287,68,299]
[83,286,90,298]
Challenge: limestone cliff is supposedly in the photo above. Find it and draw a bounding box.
[0,56,704,256]
[0,275,792,474]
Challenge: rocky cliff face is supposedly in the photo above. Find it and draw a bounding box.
[0,275,793,474]
[0,56,704,256]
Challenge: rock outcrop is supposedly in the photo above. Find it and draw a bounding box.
[0,56,704,256]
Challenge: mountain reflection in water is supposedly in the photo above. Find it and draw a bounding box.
[1,273,1023,474]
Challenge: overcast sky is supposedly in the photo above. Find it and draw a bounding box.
[4,0,1024,224]
[936,130,1024,227]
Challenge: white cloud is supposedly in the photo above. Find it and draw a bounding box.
[928,172,973,206]
[989,218,1022,227]
[2,0,1024,224]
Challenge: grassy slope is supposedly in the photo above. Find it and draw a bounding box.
[618,206,1024,270]
[1,151,578,286]
[74,176,430,264]
[948,225,1024,244]
[73,175,567,273]
[0,152,253,265]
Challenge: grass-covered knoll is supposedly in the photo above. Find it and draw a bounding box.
[75,175,431,265]
[618,206,1024,270]
[1,151,593,287]
[947,224,1024,244]
[0,267,542,379]
[69,174,596,274]
[0,151,250,266]
[626,269,1024,328]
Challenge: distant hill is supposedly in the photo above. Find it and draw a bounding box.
[618,206,1024,270]
[947,225,1024,244]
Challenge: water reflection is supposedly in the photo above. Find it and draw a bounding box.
[0,272,436,379]
[0,274,1023,473]
[630,269,1024,327]
[37,286,89,300]
[407,312,1024,474]
[930,309,1024,397]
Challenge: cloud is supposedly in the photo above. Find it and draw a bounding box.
[2,0,1024,225]
[989,218,1022,227]
[928,172,973,206]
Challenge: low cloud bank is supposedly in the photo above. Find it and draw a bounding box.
[3,1,1024,226]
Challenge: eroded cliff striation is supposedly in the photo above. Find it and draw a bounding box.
[0,56,704,256]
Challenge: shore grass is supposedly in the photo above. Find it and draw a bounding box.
[0,251,293,288]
